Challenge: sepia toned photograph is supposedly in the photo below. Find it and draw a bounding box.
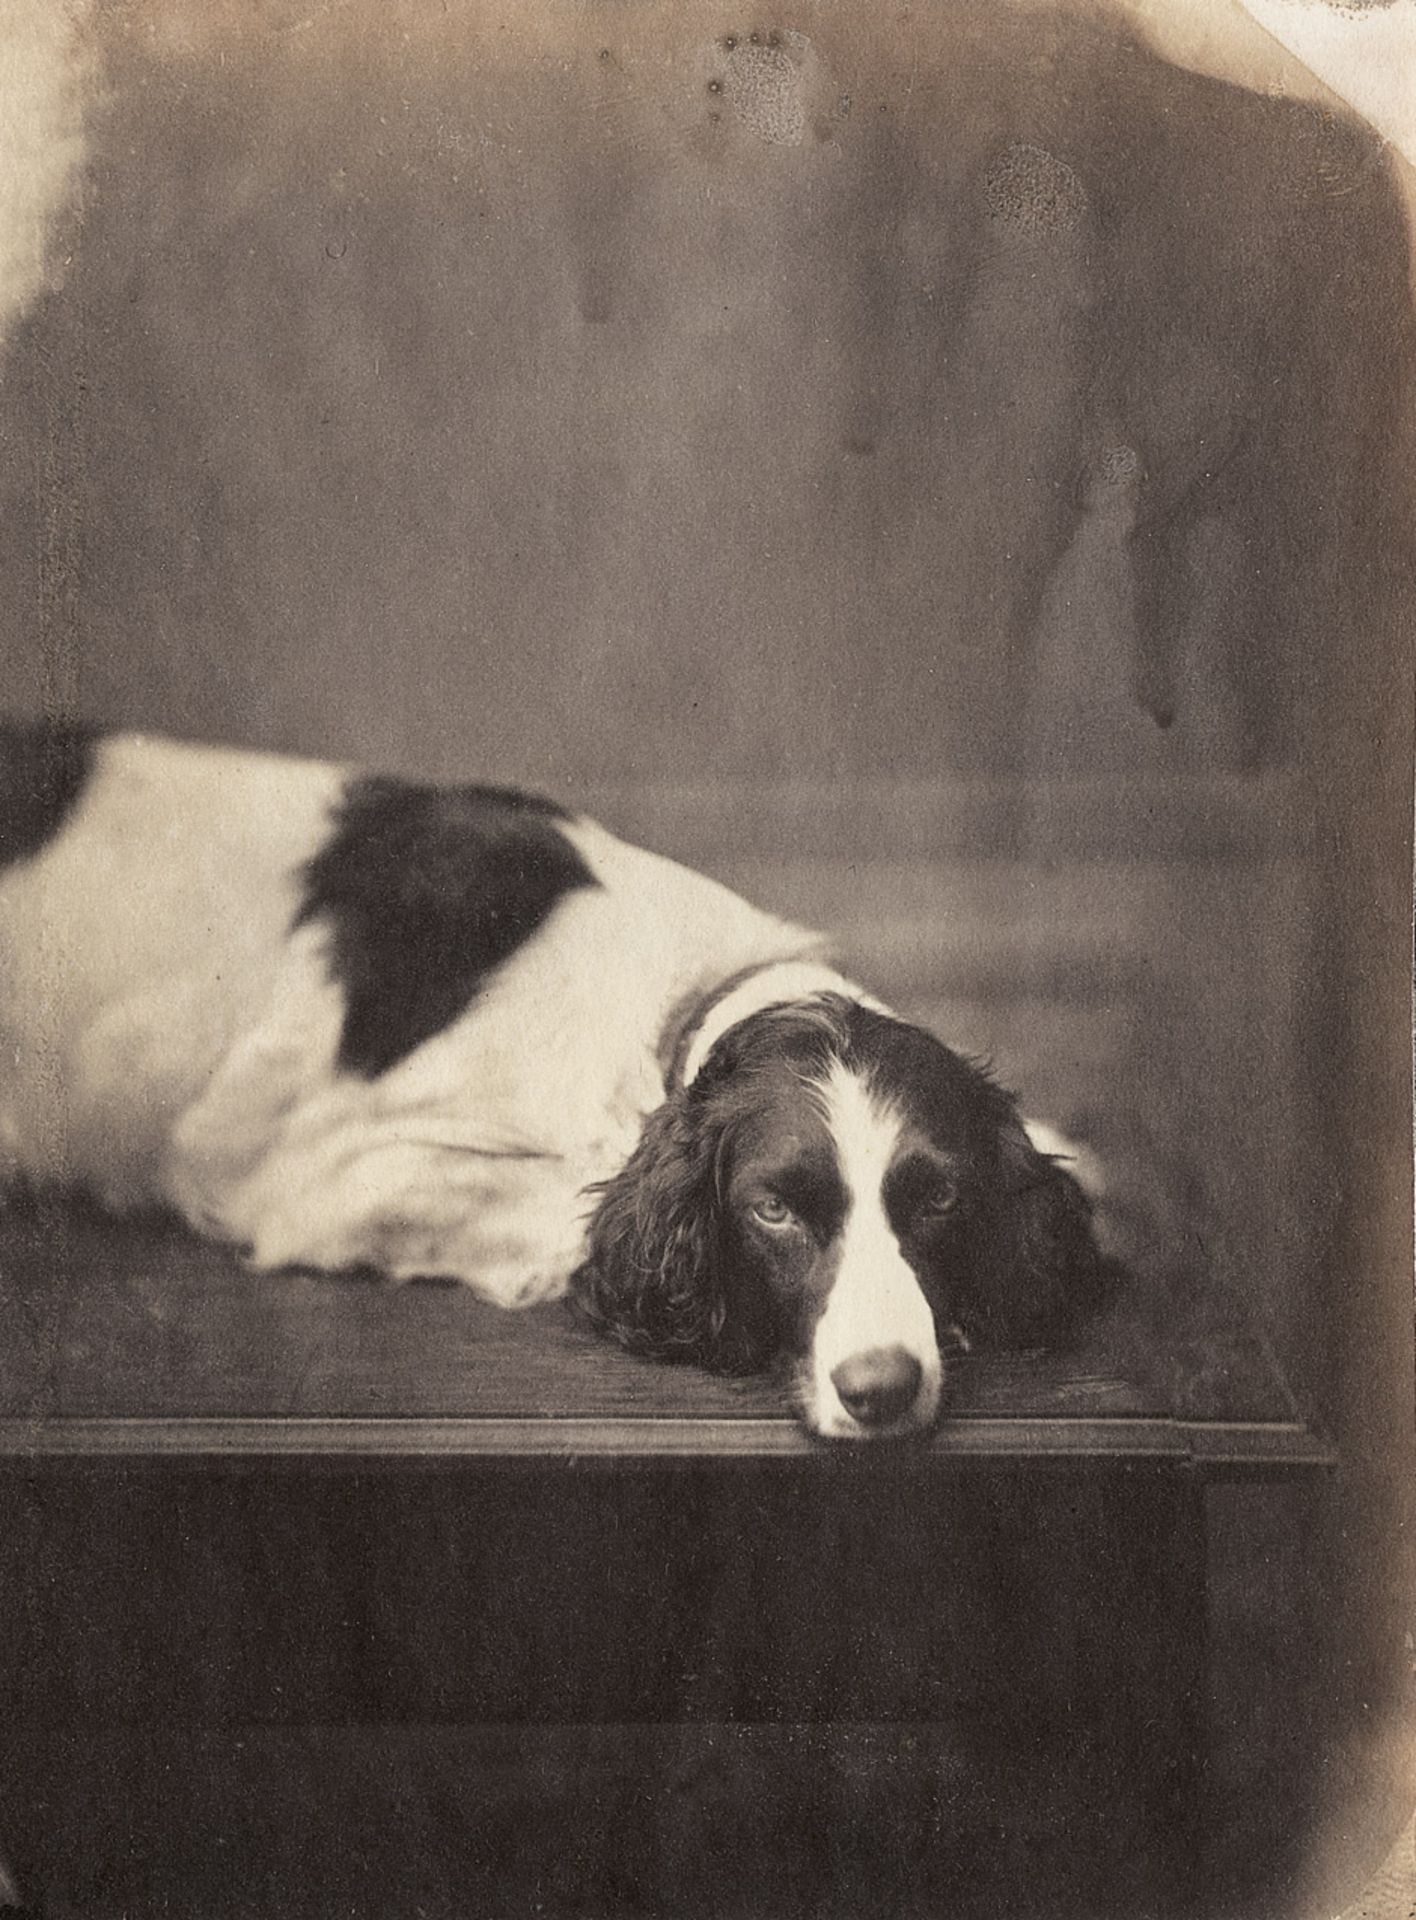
[0,1,1411,1914]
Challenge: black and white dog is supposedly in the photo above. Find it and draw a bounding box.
[0,721,1106,1439]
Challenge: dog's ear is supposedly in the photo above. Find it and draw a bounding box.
[962,1118,1110,1349]
[571,1088,767,1374]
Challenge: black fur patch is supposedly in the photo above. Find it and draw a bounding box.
[0,719,99,870]
[297,774,599,1077]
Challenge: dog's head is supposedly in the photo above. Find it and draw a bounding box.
[571,995,1107,1440]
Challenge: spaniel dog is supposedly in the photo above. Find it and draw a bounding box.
[0,720,1107,1440]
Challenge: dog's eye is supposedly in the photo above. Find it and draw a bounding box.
[918,1186,960,1220]
[749,1194,796,1230]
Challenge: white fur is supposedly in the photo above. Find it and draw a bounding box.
[0,734,820,1306]
[805,1059,943,1439]
[679,958,883,1088]
[1022,1115,1107,1200]
[0,734,345,1206]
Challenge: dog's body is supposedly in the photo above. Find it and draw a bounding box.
[0,721,1106,1438]
[0,724,819,1300]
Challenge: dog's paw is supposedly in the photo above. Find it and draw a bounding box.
[1021,1117,1108,1201]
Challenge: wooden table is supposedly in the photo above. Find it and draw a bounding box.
[0,1196,1330,1918]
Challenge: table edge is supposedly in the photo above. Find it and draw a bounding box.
[0,1414,1335,1470]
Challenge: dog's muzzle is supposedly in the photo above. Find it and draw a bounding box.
[829,1345,924,1428]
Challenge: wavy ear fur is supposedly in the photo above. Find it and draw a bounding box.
[571,1087,772,1375]
[961,1117,1110,1349]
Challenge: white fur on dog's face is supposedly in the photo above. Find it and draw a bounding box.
[712,1043,949,1440]
[803,1060,944,1439]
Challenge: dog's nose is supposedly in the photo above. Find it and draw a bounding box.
[830,1347,924,1427]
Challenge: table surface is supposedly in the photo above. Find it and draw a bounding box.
[0,1195,1329,1469]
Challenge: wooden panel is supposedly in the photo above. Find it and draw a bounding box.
[0,1712,1204,1920]
[0,1464,1203,1727]
[0,1200,1317,1464]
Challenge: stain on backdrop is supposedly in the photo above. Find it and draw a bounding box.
[0,0,1408,794]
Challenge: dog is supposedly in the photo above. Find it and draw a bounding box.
[0,719,1107,1439]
